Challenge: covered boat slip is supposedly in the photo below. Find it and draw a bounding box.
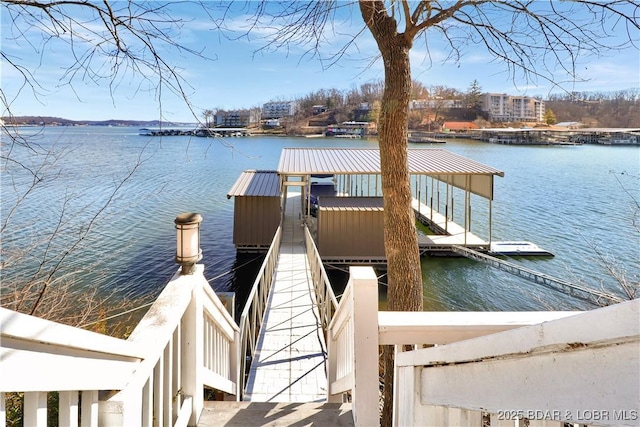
[276,147,504,258]
[227,148,503,259]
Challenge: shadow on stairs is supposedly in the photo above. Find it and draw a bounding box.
[198,402,354,426]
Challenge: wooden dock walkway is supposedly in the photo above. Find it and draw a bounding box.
[243,191,328,402]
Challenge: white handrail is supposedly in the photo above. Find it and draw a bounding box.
[304,226,338,331]
[110,265,239,426]
[326,266,379,427]
[1,265,240,426]
[393,299,640,427]
[237,226,282,400]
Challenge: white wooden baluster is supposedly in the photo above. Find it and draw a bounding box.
[164,336,173,425]
[24,391,47,427]
[59,390,79,427]
[154,353,164,426]
[81,390,98,427]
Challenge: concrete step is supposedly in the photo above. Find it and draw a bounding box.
[198,401,354,426]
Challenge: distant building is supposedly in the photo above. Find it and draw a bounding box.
[214,109,261,127]
[264,119,280,128]
[312,105,327,115]
[443,121,479,132]
[480,93,511,122]
[511,96,545,122]
[262,101,298,119]
[481,93,545,122]
[353,102,372,121]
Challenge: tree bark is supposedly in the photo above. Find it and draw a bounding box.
[359,2,424,425]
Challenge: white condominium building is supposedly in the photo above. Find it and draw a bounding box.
[481,93,545,122]
[262,101,298,119]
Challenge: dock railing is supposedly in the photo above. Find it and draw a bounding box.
[237,226,282,400]
[304,226,339,331]
[1,264,240,426]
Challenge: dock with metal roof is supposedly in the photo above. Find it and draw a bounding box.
[276,147,503,259]
[228,147,506,260]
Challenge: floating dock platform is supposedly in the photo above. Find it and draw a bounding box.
[490,241,554,257]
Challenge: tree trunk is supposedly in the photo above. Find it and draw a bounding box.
[359,2,424,425]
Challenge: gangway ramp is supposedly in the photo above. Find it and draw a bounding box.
[451,245,624,307]
[243,191,328,402]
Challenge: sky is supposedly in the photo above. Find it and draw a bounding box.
[1,1,639,123]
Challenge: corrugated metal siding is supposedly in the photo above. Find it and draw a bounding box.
[317,197,385,258]
[233,196,280,247]
[278,148,504,177]
[321,196,384,209]
[227,170,281,198]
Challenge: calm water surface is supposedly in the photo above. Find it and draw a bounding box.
[2,127,638,312]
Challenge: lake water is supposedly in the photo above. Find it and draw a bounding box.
[1,127,638,313]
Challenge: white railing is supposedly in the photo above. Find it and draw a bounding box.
[326,266,640,427]
[393,298,640,427]
[237,226,282,400]
[327,266,380,427]
[304,226,338,331]
[0,264,240,426]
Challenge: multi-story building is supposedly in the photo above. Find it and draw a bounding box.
[262,101,298,119]
[214,109,261,127]
[510,96,545,122]
[481,93,545,122]
[481,93,512,122]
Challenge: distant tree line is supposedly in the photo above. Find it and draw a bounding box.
[285,79,489,130]
[285,83,639,128]
[546,89,639,127]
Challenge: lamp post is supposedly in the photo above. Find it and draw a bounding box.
[174,212,203,274]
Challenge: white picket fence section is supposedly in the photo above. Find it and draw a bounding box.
[0,265,239,426]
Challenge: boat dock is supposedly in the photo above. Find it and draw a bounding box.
[408,131,447,143]
[139,127,197,136]
[139,127,250,137]
[229,148,559,261]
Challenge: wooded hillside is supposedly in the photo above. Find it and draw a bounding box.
[546,90,639,127]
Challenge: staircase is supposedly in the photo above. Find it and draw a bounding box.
[199,402,354,426]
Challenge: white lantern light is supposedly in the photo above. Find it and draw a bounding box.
[174,212,203,274]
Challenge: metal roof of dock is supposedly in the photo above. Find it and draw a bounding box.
[277,147,504,177]
[227,170,281,198]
